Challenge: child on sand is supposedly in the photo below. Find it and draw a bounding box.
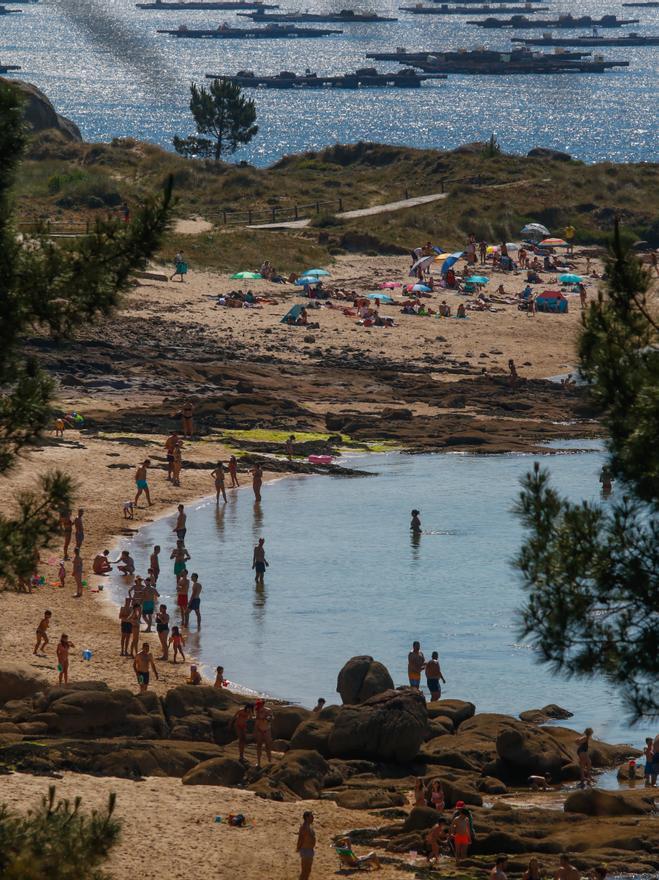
[58,561,66,589]
[214,665,225,688]
[187,665,202,685]
[56,634,74,684]
[34,610,52,655]
[169,626,185,663]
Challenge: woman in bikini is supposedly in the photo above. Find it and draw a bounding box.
[228,455,239,488]
[168,626,185,663]
[211,462,228,504]
[577,727,594,786]
[156,604,170,660]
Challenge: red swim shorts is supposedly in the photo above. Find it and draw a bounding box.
[454,834,471,847]
[177,593,188,608]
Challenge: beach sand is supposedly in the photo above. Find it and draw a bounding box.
[2,249,654,879]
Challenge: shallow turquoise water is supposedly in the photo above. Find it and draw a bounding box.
[3,0,658,162]
[112,445,654,747]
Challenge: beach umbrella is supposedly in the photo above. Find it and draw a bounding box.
[410,254,435,275]
[466,275,489,284]
[367,293,394,303]
[230,271,262,280]
[412,283,432,293]
[521,223,550,237]
[304,268,331,276]
[540,238,568,247]
[379,281,401,289]
[295,276,322,286]
[486,245,499,254]
[440,252,464,276]
[559,273,582,284]
[504,242,520,251]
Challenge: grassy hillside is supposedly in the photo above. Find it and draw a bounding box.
[13,131,659,272]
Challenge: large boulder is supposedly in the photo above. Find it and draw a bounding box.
[334,788,406,810]
[496,722,574,781]
[163,685,244,745]
[1,78,82,141]
[564,788,654,817]
[0,663,49,704]
[527,147,572,162]
[290,718,332,756]
[402,806,443,832]
[182,757,245,787]
[270,706,311,741]
[547,726,641,768]
[519,704,573,724]
[430,700,475,727]
[336,656,394,705]
[28,687,167,738]
[328,689,428,763]
[250,749,331,800]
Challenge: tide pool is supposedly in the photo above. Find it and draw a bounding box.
[112,445,654,747]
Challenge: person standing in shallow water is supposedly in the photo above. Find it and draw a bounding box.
[252,537,268,584]
[410,509,422,533]
[251,462,263,501]
[425,650,446,702]
[408,641,425,688]
[228,455,239,488]
[296,811,316,880]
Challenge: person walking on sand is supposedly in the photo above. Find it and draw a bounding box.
[141,579,159,632]
[129,603,142,657]
[119,597,133,656]
[60,509,73,560]
[297,811,316,880]
[72,547,84,598]
[425,651,446,702]
[233,703,254,762]
[156,604,170,660]
[173,504,187,541]
[73,508,84,549]
[181,401,194,439]
[252,537,268,584]
[211,462,228,504]
[34,610,52,655]
[56,634,74,685]
[164,432,179,481]
[134,642,158,694]
[254,699,274,768]
[186,573,202,629]
[408,641,425,689]
[285,434,295,461]
[171,251,187,282]
[172,443,183,486]
[168,625,185,663]
[577,728,594,787]
[134,459,152,507]
[251,462,263,501]
[228,455,240,488]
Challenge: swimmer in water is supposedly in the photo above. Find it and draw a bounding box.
[411,509,422,533]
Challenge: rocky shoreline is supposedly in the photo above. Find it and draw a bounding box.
[1,657,655,876]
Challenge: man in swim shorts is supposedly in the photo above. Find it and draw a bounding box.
[187,573,202,629]
[296,811,315,880]
[134,459,152,507]
[254,699,274,768]
[176,571,189,618]
[141,578,159,632]
[252,538,268,584]
[173,504,187,541]
[425,650,446,702]
[164,432,179,481]
[133,642,158,694]
[233,704,254,762]
[408,641,425,689]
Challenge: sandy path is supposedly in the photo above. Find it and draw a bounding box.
[1,771,410,880]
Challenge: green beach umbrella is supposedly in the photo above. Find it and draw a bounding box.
[230,271,262,280]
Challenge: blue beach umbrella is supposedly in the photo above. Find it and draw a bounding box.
[440,252,464,276]
[412,283,432,293]
[295,276,322,286]
[304,268,331,276]
[466,275,489,284]
[559,273,582,284]
[367,293,394,303]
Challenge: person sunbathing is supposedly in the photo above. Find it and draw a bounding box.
[335,838,381,870]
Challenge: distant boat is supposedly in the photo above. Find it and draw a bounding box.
[513,31,659,46]
[0,63,22,72]
[158,21,343,36]
[401,3,548,13]
[239,8,398,22]
[470,13,640,27]
[622,1,658,5]
[367,46,629,73]
[0,5,22,12]
[137,0,278,9]
[207,67,446,88]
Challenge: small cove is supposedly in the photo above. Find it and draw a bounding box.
[109,444,654,748]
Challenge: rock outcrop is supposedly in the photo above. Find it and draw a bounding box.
[1,78,82,141]
[519,704,573,724]
[564,788,654,817]
[0,662,49,704]
[328,688,428,762]
[336,656,394,705]
[527,147,572,162]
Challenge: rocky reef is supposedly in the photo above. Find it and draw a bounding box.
[0,657,656,874]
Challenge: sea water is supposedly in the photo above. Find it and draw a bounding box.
[3,0,658,163]
[111,444,655,747]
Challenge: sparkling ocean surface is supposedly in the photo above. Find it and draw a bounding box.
[2,0,658,163]
[110,446,655,747]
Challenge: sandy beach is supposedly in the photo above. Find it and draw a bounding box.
[1,250,657,880]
